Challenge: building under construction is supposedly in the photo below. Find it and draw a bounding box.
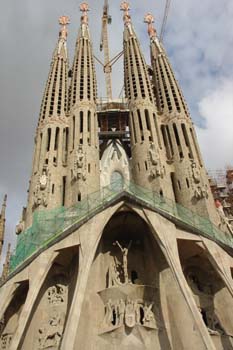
[0,2,233,349]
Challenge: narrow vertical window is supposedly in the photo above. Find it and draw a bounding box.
[181,123,193,159]
[80,111,83,133]
[88,111,91,132]
[47,128,51,151]
[54,127,59,150]
[72,116,75,150]
[62,176,66,206]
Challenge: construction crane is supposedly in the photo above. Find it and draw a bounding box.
[159,0,171,42]
[100,0,113,99]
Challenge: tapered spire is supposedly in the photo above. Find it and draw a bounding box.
[24,18,70,228]
[1,243,11,282]
[39,16,70,125]
[145,13,220,226]
[69,3,97,109]
[144,13,189,117]
[121,3,175,199]
[66,2,100,206]
[0,195,7,260]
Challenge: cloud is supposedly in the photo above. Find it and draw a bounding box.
[197,78,233,169]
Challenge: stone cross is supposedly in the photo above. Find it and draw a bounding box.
[144,13,157,39]
[120,2,131,25]
[59,16,70,40]
[80,2,89,25]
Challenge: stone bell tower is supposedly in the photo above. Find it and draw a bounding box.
[0,195,7,261]
[121,3,174,199]
[66,3,100,206]
[25,17,70,228]
[145,13,220,225]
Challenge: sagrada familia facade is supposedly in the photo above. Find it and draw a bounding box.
[0,2,233,349]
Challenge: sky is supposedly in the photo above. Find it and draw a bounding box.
[0,0,233,263]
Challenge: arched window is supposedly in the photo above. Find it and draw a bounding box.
[110,171,124,191]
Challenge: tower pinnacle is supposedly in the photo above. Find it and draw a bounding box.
[144,13,163,53]
[120,1,131,24]
[0,195,7,260]
[80,2,89,24]
[59,16,70,41]
[24,17,70,227]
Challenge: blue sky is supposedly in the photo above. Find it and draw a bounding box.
[0,0,233,262]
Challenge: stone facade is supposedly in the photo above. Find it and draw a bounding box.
[1,2,233,350]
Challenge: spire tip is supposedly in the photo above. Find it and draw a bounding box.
[144,13,157,39]
[59,16,70,40]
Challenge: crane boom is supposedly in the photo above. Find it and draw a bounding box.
[100,0,113,99]
[159,0,171,42]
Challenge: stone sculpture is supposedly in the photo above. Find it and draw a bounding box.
[114,240,132,284]
[102,298,157,329]
[73,146,86,181]
[34,167,50,208]
[38,313,64,349]
[149,144,163,178]
[47,284,66,305]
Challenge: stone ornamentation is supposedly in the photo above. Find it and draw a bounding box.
[47,284,67,305]
[38,313,64,349]
[194,185,208,200]
[103,298,157,330]
[34,167,50,208]
[148,144,164,179]
[72,145,86,181]
[191,160,201,184]
[0,334,12,350]
[114,240,132,284]
[59,16,70,41]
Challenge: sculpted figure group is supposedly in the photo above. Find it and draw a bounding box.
[103,298,156,329]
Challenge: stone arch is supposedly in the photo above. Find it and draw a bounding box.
[0,281,29,350]
[177,239,233,349]
[19,246,79,350]
[74,209,172,350]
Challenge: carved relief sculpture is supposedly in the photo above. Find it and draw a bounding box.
[148,143,164,179]
[34,166,50,208]
[38,313,64,349]
[72,145,86,181]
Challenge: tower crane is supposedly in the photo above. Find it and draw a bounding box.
[159,0,171,42]
[100,0,113,99]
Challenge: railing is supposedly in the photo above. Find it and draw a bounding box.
[9,180,233,273]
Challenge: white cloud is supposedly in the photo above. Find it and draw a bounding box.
[197,78,233,169]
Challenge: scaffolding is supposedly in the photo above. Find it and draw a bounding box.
[10,180,233,273]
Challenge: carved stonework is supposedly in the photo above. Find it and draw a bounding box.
[38,312,64,349]
[15,220,25,235]
[191,160,201,184]
[99,241,160,335]
[193,185,208,200]
[72,145,86,181]
[36,276,68,349]
[47,284,67,305]
[148,143,164,179]
[0,333,12,350]
[0,313,19,350]
[33,166,51,209]
[102,297,157,330]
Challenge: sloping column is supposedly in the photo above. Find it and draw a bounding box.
[143,208,216,350]
[9,251,58,350]
[61,202,122,349]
